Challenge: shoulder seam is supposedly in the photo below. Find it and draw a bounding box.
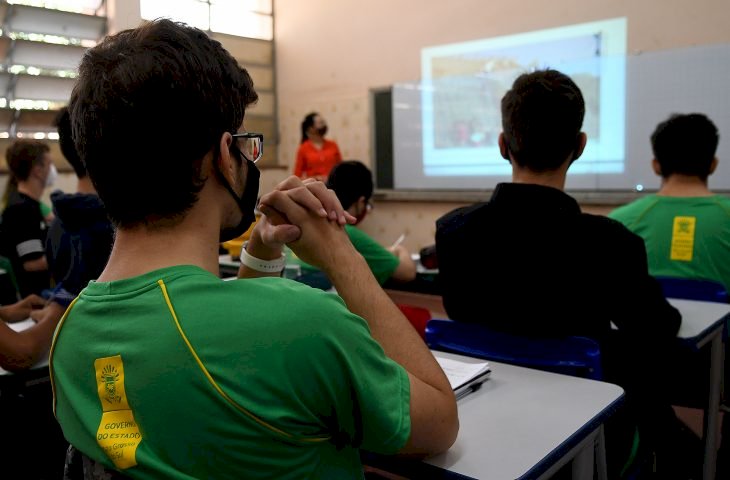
[711,196,730,217]
[627,197,661,228]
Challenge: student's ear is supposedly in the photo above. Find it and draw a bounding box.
[572,133,587,161]
[356,196,367,214]
[651,158,662,176]
[709,157,719,175]
[498,133,510,161]
[216,132,236,185]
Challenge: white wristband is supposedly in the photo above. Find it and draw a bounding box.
[240,246,286,273]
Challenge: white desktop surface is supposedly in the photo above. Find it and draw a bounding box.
[410,253,439,275]
[426,351,624,479]
[219,254,238,269]
[669,298,730,341]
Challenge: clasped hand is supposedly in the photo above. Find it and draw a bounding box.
[249,177,357,268]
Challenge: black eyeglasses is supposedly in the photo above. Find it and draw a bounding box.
[232,132,264,163]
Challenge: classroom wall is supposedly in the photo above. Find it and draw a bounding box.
[275,0,729,250]
[106,0,141,34]
[19,2,721,252]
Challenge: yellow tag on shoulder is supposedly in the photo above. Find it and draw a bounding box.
[94,355,142,469]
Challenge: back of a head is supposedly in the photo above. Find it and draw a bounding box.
[651,113,719,180]
[69,19,257,228]
[501,69,585,171]
[54,107,85,179]
[326,161,373,210]
[5,140,50,181]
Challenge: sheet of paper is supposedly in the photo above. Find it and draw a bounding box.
[434,355,490,390]
[7,318,35,332]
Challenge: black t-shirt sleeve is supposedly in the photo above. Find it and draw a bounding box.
[436,207,474,321]
[603,218,681,339]
[4,202,46,262]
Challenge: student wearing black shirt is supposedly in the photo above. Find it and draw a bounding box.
[1,140,55,297]
[436,69,690,477]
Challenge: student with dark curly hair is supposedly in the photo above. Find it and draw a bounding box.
[51,19,457,479]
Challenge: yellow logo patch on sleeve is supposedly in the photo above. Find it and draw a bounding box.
[670,216,696,262]
[94,355,142,469]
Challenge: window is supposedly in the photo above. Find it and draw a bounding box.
[0,0,107,171]
[140,0,279,166]
[140,0,273,41]
[6,0,104,15]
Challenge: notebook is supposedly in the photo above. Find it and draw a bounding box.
[433,352,491,400]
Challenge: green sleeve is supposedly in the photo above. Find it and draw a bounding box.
[345,225,400,284]
[279,289,412,453]
[607,203,636,226]
[607,205,626,221]
[40,201,52,218]
[608,197,658,230]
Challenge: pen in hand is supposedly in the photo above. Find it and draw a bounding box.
[391,233,406,250]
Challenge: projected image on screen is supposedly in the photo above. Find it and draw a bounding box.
[432,35,601,150]
[420,18,626,178]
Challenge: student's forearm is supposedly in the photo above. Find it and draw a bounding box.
[329,254,458,454]
[0,319,54,372]
[237,238,285,279]
[391,247,417,282]
[2,302,67,371]
[0,305,23,323]
[326,254,450,393]
[23,256,48,272]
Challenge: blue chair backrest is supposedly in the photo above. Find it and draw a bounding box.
[655,276,728,304]
[426,319,603,380]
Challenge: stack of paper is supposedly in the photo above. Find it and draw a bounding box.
[433,353,491,398]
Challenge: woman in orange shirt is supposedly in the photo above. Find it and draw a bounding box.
[294,112,342,181]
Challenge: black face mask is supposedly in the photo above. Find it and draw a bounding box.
[316,125,328,137]
[219,156,260,242]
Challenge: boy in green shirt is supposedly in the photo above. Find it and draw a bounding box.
[609,113,730,290]
[611,112,730,479]
[50,19,457,479]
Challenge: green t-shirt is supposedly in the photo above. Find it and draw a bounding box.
[288,225,400,285]
[609,194,730,290]
[40,201,52,219]
[50,265,410,479]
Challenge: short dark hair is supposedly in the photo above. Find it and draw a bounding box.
[301,112,318,144]
[69,19,257,229]
[326,161,373,210]
[54,107,85,178]
[6,140,50,181]
[651,113,719,179]
[501,69,585,171]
